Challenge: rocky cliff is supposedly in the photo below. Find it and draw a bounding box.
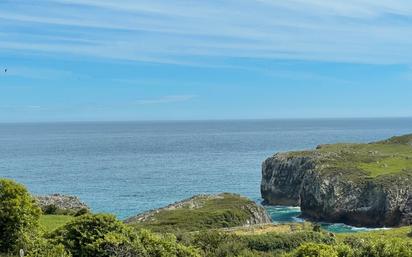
[35,194,89,215]
[125,193,271,232]
[261,134,412,227]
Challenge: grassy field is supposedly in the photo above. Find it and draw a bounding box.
[224,222,314,235]
[39,215,74,232]
[287,134,412,180]
[225,223,411,240]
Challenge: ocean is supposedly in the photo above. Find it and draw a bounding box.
[1,118,411,232]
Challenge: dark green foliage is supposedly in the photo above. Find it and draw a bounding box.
[42,204,59,215]
[49,214,135,257]
[191,230,256,257]
[24,238,71,257]
[284,236,412,257]
[285,243,338,257]
[135,230,200,257]
[243,231,335,253]
[342,237,412,257]
[313,224,321,232]
[49,213,200,257]
[0,179,41,253]
[41,204,89,216]
[187,229,335,256]
[74,208,90,217]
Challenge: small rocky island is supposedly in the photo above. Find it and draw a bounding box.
[125,193,271,232]
[261,134,412,227]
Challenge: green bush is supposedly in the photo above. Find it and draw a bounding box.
[344,238,412,257]
[285,243,338,257]
[49,214,134,257]
[0,179,41,253]
[243,231,335,253]
[74,207,90,217]
[187,230,337,256]
[137,229,200,257]
[41,205,89,216]
[49,213,200,257]
[42,204,59,215]
[24,238,71,257]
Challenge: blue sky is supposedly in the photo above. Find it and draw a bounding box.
[0,0,412,122]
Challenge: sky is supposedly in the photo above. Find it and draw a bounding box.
[0,0,412,122]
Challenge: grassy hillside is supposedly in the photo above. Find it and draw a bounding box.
[126,193,269,233]
[287,134,412,181]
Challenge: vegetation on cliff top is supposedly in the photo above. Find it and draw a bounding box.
[286,134,412,180]
[126,193,269,233]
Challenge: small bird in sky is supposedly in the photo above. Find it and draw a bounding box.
[4,68,7,73]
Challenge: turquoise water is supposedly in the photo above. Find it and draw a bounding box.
[0,118,411,231]
[264,206,385,233]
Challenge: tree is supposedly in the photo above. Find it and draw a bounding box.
[49,214,133,257]
[49,214,200,257]
[0,179,41,253]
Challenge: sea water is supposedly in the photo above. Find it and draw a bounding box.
[1,118,411,232]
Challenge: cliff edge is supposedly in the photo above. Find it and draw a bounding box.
[261,134,412,227]
[125,193,271,232]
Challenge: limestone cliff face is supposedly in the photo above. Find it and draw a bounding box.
[299,170,412,227]
[261,135,412,227]
[261,153,315,206]
[242,199,273,225]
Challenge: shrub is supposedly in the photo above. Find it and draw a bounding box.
[0,179,41,253]
[42,204,59,215]
[49,214,134,257]
[41,204,89,216]
[74,207,90,217]
[351,238,412,257]
[243,231,335,253]
[191,230,245,257]
[24,238,71,257]
[286,243,338,257]
[136,229,200,257]
[49,213,200,257]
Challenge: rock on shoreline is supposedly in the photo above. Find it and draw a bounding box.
[35,194,89,214]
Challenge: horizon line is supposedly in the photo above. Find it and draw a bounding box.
[1,116,412,124]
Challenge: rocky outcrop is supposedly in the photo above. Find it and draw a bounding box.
[261,134,412,227]
[261,153,315,206]
[35,194,89,214]
[125,193,271,228]
[299,170,412,227]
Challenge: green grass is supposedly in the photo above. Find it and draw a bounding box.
[287,134,412,181]
[337,226,412,241]
[128,193,260,233]
[40,215,74,232]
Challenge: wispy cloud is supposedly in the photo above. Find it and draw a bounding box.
[1,1,412,65]
[135,95,197,105]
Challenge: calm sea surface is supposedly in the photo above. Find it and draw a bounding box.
[1,118,411,231]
